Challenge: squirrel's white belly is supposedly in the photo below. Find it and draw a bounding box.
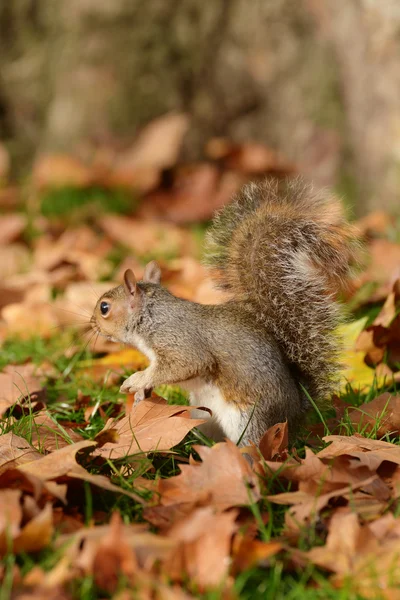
[179,377,242,443]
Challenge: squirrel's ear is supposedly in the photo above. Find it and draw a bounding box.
[143,260,161,284]
[123,269,138,296]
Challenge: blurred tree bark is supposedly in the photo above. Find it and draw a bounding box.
[0,0,399,214]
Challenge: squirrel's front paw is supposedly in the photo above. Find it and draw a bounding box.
[133,389,146,405]
[120,371,148,395]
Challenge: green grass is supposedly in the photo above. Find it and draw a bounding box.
[40,186,136,219]
[1,331,395,600]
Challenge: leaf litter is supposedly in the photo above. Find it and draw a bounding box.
[1,116,400,597]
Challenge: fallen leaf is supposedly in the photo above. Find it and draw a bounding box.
[0,489,22,545]
[92,512,137,593]
[29,413,84,452]
[139,164,231,223]
[19,439,96,480]
[59,514,174,576]
[306,509,379,574]
[1,301,60,338]
[12,503,54,554]
[348,393,400,437]
[33,154,92,189]
[0,433,42,476]
[205,139,294,175]
[165,506,238,588]
[159,440,260,511]
[94,396,207,459]
[0,214,26,245]
[258,421,288,461]
[232,536,282,573]
[0,366,44,416]
[115,113,189,171]
[97,214,192,257]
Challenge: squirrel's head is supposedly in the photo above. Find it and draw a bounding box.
[91,260,162,343]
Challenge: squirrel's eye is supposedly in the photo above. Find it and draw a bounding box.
[100,301,110,316]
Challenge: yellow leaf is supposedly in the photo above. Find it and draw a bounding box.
[78,348,148,370]
[338,318,389,391]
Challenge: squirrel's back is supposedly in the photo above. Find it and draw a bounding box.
[205,176,356,402]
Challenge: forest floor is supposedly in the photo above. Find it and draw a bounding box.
[1,119,400,599]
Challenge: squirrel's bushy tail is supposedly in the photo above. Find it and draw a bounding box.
[205,176,357,401]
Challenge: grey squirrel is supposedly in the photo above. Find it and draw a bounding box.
[91,177,356,445]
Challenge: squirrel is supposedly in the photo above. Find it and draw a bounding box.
[91,176,356,446]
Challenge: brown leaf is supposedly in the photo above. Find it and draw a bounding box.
[58,516,174,576]
[354,210,394,237]
[139,164,231,224]
[18,439,95,480]
[318,434,400,468]
[0,489,22,545]
[258,421,288,461]
[92,512,137,593]
[0,243,30,280]
[94,396,207,459]
[2,435,139,502]
[159,440,260,511]
[306,508,379,574]
[97,214,193,257]
[0,365,44,416]
[232,536,282,573]
[205,139,294,175]
[29,412,84,453]
[354,239,400,303]
[115,113,189,171]
[348,393,400,437]
[165,506,238,588]
[32,154,92,189]
[1,301,60,339]
[13,503,54,554]
[269,475,380,531]
[0,433,42,476]
[0,214,26,245]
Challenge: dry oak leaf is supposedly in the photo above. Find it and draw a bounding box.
[58,514,174,580]
[317,434,400,470]
[0,432,42,476]
[158,439,260,511]
[164,506,238,589]
[12,502,54,555]
[258,421,288,461]
[28,412,84,453]
[305,509,379,575]
[231,535,282,574]
[0,365,44,416]
[92,512,138,593]
[347,392,400,437]
[15,438,142,502]
[269,475,380,532]
[94,396,208,459]
[304,510,400,599]
[18,439,96,480]
[0,488,53,556]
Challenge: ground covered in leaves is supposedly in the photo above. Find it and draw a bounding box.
[1,117,400,599]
